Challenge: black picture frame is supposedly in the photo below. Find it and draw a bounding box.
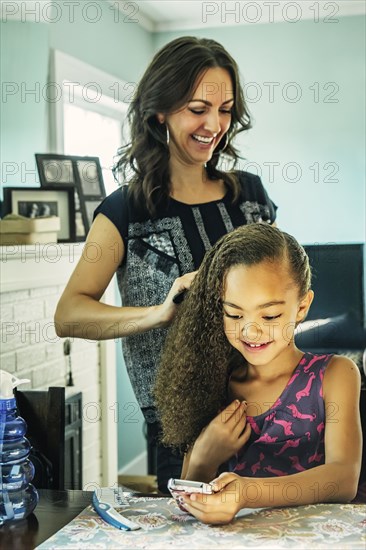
[35,153,106,237]
[35,155,75,186]
[2,186,76,243]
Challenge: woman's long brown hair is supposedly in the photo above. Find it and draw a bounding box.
[113,36,251,217]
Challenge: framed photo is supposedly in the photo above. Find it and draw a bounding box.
[2,187,75,243]
[35,153,106,236]
[75,158,104,197]
[35,155,75,186]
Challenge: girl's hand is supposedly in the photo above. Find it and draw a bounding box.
[188,401,251,477]
[181,474,243,524]
[157,271,198,326]
[210,472,241,492]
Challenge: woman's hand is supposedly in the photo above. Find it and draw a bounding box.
[156,270,198,326]
[186,401,251,480]
[181,473,243,524]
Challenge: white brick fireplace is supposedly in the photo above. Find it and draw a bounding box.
[0,243,118,489]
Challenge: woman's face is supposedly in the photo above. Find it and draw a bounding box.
[161,67,234,167]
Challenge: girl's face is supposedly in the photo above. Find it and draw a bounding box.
[222,260,313,367]
[159,67,234,166]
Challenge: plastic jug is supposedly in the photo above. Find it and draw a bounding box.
[0,370,39,524]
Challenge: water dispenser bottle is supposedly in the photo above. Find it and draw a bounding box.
[0,370,39,524]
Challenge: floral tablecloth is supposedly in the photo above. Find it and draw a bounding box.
[37,496,366,549]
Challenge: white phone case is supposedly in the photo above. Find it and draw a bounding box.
[168,478,213,494]
[168,478,213,513]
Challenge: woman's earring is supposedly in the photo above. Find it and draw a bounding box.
[166,125,170,146]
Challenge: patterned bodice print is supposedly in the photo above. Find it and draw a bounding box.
[228,353,334,477]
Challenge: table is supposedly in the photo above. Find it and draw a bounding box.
[0,489,93,549]
[1,490,365,549]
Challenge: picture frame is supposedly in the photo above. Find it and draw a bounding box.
[35,155,75,186]
[2,186,76,243]
[35,153,106,236]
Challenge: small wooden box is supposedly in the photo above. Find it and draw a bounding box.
[0,215,61,245]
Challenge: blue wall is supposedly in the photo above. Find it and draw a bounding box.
[154,16,366,244]
[1,21,49,187]
[1,0,153,189]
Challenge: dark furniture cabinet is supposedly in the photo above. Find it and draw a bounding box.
[15,387,82,490]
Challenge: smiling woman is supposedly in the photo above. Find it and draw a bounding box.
[112,36,254,213]
[157,67,234,203]
[54,36,278,495]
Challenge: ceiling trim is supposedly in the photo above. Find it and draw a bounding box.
[0,0,157,29]
[2,1,364,30]
[113,1,366,33]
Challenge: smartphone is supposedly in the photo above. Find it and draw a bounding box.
[168,478,213,513]
[168,478,213,494]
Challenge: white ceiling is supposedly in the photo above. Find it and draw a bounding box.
[3,1,365,28]
[118,0,366,32]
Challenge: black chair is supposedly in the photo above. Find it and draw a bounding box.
[15,386,65,490]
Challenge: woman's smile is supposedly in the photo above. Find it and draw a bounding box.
[191,133,217,145]
[190,132,218,150]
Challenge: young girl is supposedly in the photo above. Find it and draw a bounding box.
[154,223,362,524]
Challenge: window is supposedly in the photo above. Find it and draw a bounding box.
[63,102,123,196]
[49,50,129,195]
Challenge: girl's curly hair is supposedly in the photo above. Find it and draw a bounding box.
[113,36,251,217]
[153,223,311,451]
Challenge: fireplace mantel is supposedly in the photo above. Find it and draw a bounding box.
[0,242,84,293]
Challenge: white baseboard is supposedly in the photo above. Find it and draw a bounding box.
[118,451,148,476]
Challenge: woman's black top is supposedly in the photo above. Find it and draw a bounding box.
[94,171,277,417]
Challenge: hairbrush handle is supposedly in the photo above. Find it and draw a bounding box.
[172,288,187,304]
